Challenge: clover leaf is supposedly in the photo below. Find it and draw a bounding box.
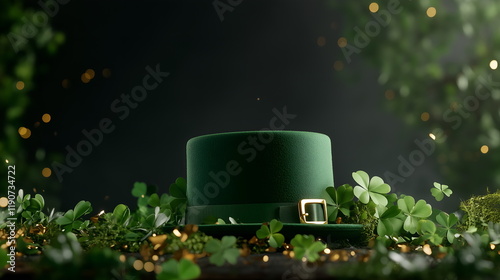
[204,236,240,266]
[56,201,92,231]
[256,219,285,248]
[157,259,201,280]
[290,234,326,262]
[375,205,403,237]
[397,196,432,234]
[431,182,453,201]
[417,219,443,245]
[322,184,354,222]
[352,171,391,206]
[169,177,187,199]
[435,211,459,243]
[111,204,130,225]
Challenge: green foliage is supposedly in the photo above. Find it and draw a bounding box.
[431,182,453,201]
[323,184,354,222]
[157,259,201,280]
[256,219,285,248]
[290,234,326,262]
[397,196,433,234]
[352,171,391,206]
[204,236,240,266]
[416,219,443,245]
[460,191,500,231]
[55,200,92,232]
[435,211,459,243]
[375,205,403,237]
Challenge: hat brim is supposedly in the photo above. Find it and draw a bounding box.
[196,223,364,242]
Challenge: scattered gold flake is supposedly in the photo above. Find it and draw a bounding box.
[180,233,188,242]
[119,254,126,262]
[369,2,379,13]
[481,145,489,154]
[324,248,331,254]
[490,243,496,250]
[426,7,437,18]
[133,260,143,270]
[423,244,432,255]
[429,133,436,140]
[263,255,269,262]
[144,261,155,272]
[152,255,159,261]
[337,37,347,48]
[183,224,199,235]
[16,81,25,90]
[0,197,8,208]
[490,60,498,70]
[42,113,51,123]
[330,252,340,261]
[420,112,430,121]
[173,229,182,237]
[86,69,96,79]
[18,127,31,139]
[42,167,52,178]
[149,234,167,245]
[289,251,295,258]
[29,224,47,235]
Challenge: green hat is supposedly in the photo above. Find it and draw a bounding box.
[186,131,362,240]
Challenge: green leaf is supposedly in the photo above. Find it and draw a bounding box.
[269,219,283,233]
[148,193,160,207]
[73,201,92,219]
[352,171,390,206]
[216,218,226,225]
[170,177,187,199]
[112,204,130,225]
[132,182,147,198]
[269,233,285,248]
[256,225,270,239]
[431,182,453,201]
[205,236,239,266]
[290,234,326,262]
[158,259,201,280]
[418,220,437,235]
[412,200,432,218]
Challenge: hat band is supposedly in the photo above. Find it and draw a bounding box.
[186,201,326,224]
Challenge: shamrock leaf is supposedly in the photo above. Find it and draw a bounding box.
[157,258,201,280]
[352,171,391,206]
[256,219,285,248]
[435,211,459,243]
[169,177,187,199]
[397,196,432,234]
[290,234,326,262]
[375,205,403,237]
[322,184,354,222]
[204,236,240,266]
[111,204,130,225]
[431,182,453,201]
[416,220,443,245]
[131,182,147,198]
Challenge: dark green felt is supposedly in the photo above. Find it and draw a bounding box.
[186,131,334,224]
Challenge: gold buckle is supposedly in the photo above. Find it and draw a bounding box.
[298,199,328,224]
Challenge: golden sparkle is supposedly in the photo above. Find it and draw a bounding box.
[337,37,347,48]
[42,168,52,178]
[480,145,489,154]
[420,112,430,122]
[263,255,269,262]
[429,133,436,140]
[86,69,96,79]
[490,60,498,70]
[42,113,51,123]
[18,127,31,139]
[426,7,437,18]
[16,81,25,90]
[423,244,432,255]
[0,197,8,208]
[144,262,155,272]
[133,260,143,270]
[369,2,379,13]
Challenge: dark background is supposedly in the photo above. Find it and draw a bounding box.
[31,1,445,211]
